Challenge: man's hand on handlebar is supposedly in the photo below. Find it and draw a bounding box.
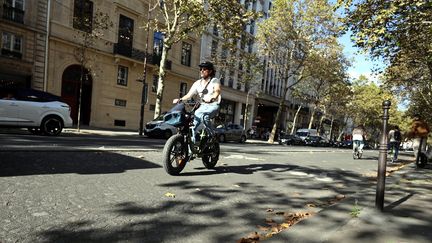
[173,98,182,104]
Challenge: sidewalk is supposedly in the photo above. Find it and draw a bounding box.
[64,127,139,136]
[270,160,432,243]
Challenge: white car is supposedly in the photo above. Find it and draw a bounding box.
[0,88,73,136]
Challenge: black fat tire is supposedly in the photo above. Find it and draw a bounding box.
[40,116,63,136]
[202,141,219,169]
[162,134,188,175]
[239,135,246,143]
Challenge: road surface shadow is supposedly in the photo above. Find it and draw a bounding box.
[0,151,161,177]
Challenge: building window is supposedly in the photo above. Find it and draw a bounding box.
[181,42,192,66]
[149,104,155,111]
[179,82,187,97]
[116,15,134,57]
[1,32,22,59]
[153,31,164,57]
[152,75,158,92]
[73,0,93,33]
[116,65,128,86]
[3,0,25,23]
[115,99,127,107]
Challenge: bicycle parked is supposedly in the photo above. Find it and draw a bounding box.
[162,101,220,175]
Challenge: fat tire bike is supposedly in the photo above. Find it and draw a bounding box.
[162,101,220,176]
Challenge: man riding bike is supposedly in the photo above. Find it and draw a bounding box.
[173,61,221,143]
[352,125,367,157]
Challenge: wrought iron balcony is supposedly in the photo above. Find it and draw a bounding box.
[113,43,171,70]
[2,4,24,23]
[1,48,22,59]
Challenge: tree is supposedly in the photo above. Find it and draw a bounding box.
[256,0,342,143]
[347,76,399,142]
[150,0,259,118]
[73,9,112,131]
[338,0,432,123]
[291,43,350,132]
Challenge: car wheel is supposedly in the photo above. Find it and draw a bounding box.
[219,134,226,143]
[28,127,42,135]
[239,135,246,143]
[41,116,63,136]
[163,130,172,139]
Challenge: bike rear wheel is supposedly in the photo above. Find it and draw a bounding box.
[202,141,220,169]
[162,134,188,175]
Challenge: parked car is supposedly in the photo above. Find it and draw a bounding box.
[0,88,73,136]
[215,123,247,143]
[144,113,177,139]
[278,134,304,145]
[304,136,330,147]
[296,128,318,141]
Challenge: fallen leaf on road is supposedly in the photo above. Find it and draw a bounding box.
[164,192,176,198]
[234,184,241,188]
[266,208,274,212]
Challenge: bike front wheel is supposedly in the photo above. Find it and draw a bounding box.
[162,134,188,175]
[202,141,220,169]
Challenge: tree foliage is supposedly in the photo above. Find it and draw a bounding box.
[256,0,343,143]
[347,75,400,142]
[151,0,259,118]
[338,0,432,124]
[292,43,350,131]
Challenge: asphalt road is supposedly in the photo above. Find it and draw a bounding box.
[0,130,411,242]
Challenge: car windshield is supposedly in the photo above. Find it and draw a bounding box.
[296,132,308,137]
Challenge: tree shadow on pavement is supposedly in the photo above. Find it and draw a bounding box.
[0,151,160,177]
[25,157,432,243]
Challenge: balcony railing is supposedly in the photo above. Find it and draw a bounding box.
[2,4,24,23]
[113,43,171,70]
[1,48,22,59]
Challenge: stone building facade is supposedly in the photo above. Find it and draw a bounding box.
[0,0,49,90]
[47,0,200,129]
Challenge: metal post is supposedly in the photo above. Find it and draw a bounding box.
[376,100,391,211]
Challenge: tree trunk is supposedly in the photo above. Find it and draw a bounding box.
[154,43,170,119]
[268,87,289,143]
[329,116,334,140]
[290,105,302,135]
[308,109,315,129]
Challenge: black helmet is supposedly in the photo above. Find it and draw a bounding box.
[198,61,215,70]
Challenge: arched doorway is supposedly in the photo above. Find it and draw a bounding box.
[61,65,93,125]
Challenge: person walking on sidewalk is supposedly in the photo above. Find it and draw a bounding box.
[407,114,430,162]
[388,125,402,162]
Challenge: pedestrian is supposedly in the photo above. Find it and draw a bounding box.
[406,114,430,162]
[388,125,402,162]
[173,61,221,143]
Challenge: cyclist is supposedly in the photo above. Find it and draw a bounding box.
[352,125,367,156]
[173,61,221,143]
